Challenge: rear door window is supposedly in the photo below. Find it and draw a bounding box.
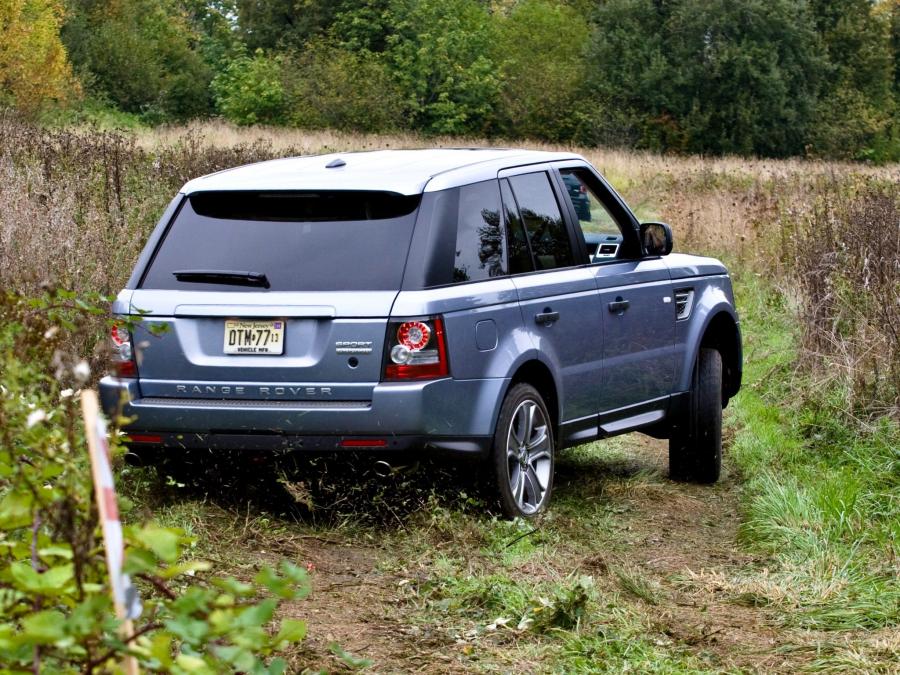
[140,191,420,291]
[501,179,532,275]
[452,181,505,283]
[506,172,575,271]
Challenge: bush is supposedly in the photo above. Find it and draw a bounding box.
[212,50,287,126]
[787,179,899,417]
[283,41,406,133]
[0,291,310,672]
[493,0,592,141]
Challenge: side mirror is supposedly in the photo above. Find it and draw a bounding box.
[640,222,673,256]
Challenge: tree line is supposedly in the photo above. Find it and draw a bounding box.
[1,0,898,161]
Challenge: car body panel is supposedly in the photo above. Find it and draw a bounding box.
[590,258,676,411]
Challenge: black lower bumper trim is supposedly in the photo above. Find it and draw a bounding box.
[124,432,492,457]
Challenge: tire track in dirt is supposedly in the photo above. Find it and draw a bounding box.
[277,435,829,672]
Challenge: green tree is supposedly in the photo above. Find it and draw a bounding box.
[808,0,897,159]
[0,0,76,113]
[588,0,825,156]
[211,48,286,125]
[236,0,353,50]
[493,0,592,141]
[282,40,406,132]
[381,0,500,135]
[62,0,212,121]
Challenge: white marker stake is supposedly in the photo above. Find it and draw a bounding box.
[81,390,140,675]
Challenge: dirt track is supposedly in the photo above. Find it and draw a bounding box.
[244,435,879,673]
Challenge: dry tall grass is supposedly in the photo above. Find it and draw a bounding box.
[1,115,897,414]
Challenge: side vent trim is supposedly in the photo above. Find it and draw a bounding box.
[674,288,694,320]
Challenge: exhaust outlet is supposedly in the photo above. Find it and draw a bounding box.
[373,460,393,477]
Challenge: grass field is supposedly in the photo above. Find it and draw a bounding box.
[1,119,897,672]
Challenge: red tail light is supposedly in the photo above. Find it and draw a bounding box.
[383,316,449,381]
[111,321,137,378]
[126,433,162,444]
[340,439,388,448]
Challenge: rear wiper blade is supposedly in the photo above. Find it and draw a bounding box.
[172,269,270,288]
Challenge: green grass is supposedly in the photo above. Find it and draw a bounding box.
[726,271,900,632]
[111,267,898,671]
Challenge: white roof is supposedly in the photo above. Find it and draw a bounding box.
[180,148,583,196]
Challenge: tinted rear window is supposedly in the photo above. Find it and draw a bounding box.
[452,181,504,283]
[140,191,420,292]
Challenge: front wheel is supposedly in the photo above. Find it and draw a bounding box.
[669,347,723,483]
[488,383,555,518]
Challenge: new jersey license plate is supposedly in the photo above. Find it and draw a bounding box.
[223,320,285,355]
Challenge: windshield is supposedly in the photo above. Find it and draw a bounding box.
[140,191,421,292]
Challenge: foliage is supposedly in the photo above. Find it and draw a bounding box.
[211,49,287,126]
[786,179,899,416]
[380,0,501,135]
[0,291,311,672]
[808,0,899,160]
[588,0,825,157]
[281,40,406,133]
[0,0,76,113]
[492,0,593,142]
[2,0,897,158]
[61,0,213,121]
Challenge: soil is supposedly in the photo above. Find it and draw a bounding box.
[263,436,852,673]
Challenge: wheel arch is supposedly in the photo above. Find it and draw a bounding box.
[692,310,742,402]
[504,359,561,440]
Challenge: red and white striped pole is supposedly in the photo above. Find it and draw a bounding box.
[81,390,140,675]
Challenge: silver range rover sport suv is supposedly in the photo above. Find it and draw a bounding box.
[101,149,742,518]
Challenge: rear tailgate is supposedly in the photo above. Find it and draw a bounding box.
[126,189,420,402]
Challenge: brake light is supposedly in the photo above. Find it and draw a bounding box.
[126,433,162,444]
[383,316,449,381]
[340,439,388,448]
[111,321,137,378]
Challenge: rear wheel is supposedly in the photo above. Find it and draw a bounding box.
[669,347,722,483]
[489,383,555,518]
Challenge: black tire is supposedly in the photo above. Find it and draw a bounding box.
[669,348,723,483]
[488,383,555,519]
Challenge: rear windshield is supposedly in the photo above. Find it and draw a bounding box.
[140,191,421,291]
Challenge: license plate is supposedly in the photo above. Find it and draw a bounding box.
[223,320,285,355]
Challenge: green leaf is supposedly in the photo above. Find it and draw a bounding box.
[158,559,212,579]
[123,547,157,575]
[215,644,256,671]
[274,618,307,646]
[8,562,73,595]
[21,610,66,644]
[133,525,181,563]
[174,653,212,673]
[165,615,209,645]
[213,576,255,598]
[38,545,73,560]
[148,632,174,668]
[329,642,374,670]
[68,596,110,637]
[234,598,276,628]
[0,490,33,529]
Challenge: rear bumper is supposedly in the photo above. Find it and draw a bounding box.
[99,375,505,456]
